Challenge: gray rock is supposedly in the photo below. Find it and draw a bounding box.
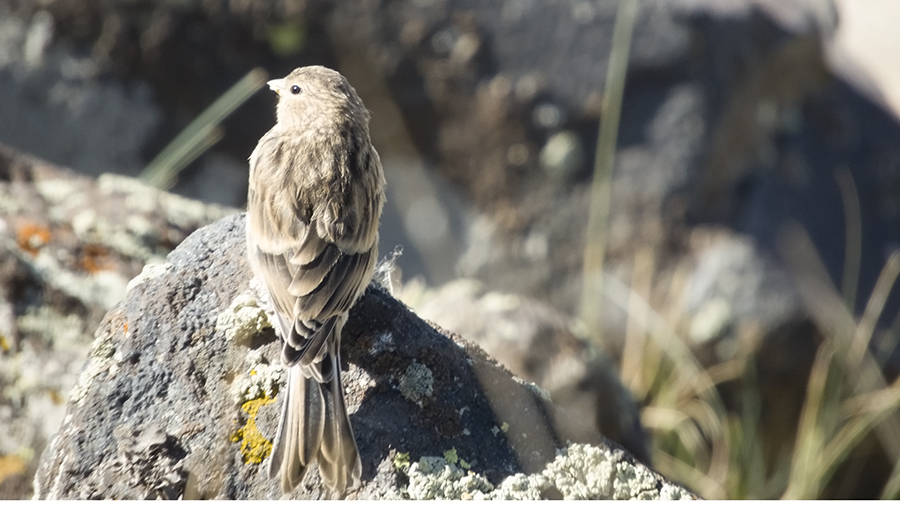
[32,213,694,499]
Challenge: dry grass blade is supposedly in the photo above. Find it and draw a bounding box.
[850,251,900,370]
[836,166,861,311]
[602,273,720,408]
[839,373,900,417]
[579,0,638,345]
[621,247,656,395]
[780,224,900,452]
[641,405,691,431]
[780,222,900,498]
[882,444,900,498]
[141,67,268,189]
[783,342,834,499]
[820,380,900,495]
[602,271,731,497]
[654,450,726,499]
[779,222,856,341]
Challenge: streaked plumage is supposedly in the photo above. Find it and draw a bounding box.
[246,65,385,495]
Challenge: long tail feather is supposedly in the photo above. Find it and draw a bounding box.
[268,325,361,495]
[268,366,326,492]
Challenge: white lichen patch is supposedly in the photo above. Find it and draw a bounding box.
[544,443,619,499]
[29,248,129,309]
[125,262,170,294]
[543,444,694,500]
[90,329,116,360]
[215,290,283,402]
[35,178,83,206]
[16,306,88,351]
[514,376,552,402]
[216,292,272,345]
[659,482,694,500]
[125,214,158,243]
[355,367,377,391]
[401,443,696,500]
[233,349,284,403]
[71,207,156,261]
[407,456,493,500]
[398,360,434,404]
[371,330,395,354]
[490,472,550,500]
[156,187,234,230]
[70,208,97,239]
[0,188,22,214]
[69,333,117,404]
[97,174,235,229]
[98,174,159,213]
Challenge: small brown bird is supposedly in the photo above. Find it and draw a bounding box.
[246,66,385,495]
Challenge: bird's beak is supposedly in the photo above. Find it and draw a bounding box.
[267,78,285,96]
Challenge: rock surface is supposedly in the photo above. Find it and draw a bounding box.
[32,213,694,500]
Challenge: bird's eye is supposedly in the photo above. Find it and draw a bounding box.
[290,85,301,95]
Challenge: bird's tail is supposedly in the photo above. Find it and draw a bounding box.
[268,353,361,495]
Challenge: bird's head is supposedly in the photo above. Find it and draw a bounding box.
[267,66,369,130]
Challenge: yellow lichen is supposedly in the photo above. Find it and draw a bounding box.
[230,395,275,464]
[393,451,411,471]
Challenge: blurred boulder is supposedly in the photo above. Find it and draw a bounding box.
[328,0,900,360]
[0,1,291,208]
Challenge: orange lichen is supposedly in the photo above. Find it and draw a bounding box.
[0,454,26,484]
[16,223,51,255]
[81,244,112,273]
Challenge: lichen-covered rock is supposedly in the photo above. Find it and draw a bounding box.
[404,443,694,500]
[32,213,695,499]
[0,142,234,499]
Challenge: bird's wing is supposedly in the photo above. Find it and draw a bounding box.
[247,131,377,370]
